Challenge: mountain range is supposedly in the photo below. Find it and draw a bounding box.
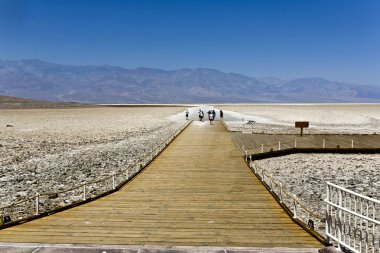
[0,59,379,103]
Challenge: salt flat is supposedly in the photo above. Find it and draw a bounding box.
[219,104,380,134]
[2,103,379,239]
[256,153,380,234]
[0,106,184,213]
[218,104,380,237]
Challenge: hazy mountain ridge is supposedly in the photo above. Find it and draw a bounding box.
[0,59,379,103]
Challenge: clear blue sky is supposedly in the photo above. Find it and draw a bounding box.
[0,0,379,84]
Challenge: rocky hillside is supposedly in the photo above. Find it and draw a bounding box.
[0,95,89,109]
[1,59,379,103]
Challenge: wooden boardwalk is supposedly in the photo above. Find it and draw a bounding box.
[0,121,321,248]
[233,132,380,155]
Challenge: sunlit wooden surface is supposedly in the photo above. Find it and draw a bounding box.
[233,132,380,154]
[0,121,321,248]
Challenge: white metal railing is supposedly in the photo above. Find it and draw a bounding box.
[0,119,193,226]
[249,161,323,224]
[325,182,380,253]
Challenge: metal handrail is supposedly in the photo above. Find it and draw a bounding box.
[0,119,193,223]
[327,182,380,205]
[251,161,323,220]
[325,182,380,252]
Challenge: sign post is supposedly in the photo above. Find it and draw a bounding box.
[295,121,309,136]
[246,120,256,133]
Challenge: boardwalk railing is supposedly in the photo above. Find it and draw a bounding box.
[325,182,380,253]
[249,161,323,229]
[240,138,359,156]
[0,119,193,227]
[223,119,322,227]
[223,118,380,249]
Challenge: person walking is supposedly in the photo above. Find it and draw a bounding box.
[209,111,214,125]
[185,109,189,120]
[220,110,224,119]
[212,109,216,120]
[198,109,204,121]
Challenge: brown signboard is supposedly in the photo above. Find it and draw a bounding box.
[295,121,309,128]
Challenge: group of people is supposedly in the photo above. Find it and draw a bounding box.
[185,108,224,125]
[196,109,224,125]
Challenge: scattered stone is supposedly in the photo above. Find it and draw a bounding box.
[48,193,59,199]
[318,246,341,253]
[256,153,380,236]
[0,107,185,220]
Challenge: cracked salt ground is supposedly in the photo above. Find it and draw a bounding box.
[0,107,185,218]
[256,153,380,235]
[219,104,380,134]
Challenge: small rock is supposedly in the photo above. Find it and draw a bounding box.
[48,193,59,199]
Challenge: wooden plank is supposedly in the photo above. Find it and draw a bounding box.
[0,121,322,248]
[233,132,380,155]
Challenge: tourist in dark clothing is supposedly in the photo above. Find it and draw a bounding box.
[220,110,224,119]
[199,109,204,121]
[209,111,214,125]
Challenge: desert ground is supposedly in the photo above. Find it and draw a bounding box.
[0,106,186,216]
[1,103,379,237]
[219,104,380,134]
[218,104,380,236]
[255,154,380,232]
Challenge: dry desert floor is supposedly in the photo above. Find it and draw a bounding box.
[0,106,185,217]
[218,104,380,236]
[219,104,380,134]
[1,103,380,240]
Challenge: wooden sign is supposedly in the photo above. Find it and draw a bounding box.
[295,121,309,128]
[295,121,309,136]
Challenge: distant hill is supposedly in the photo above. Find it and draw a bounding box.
[0,59,379,103]
[0,95,89,109]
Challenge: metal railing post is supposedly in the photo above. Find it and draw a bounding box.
[278,141,281,151]
[294,139,297,148]
[35,193,39,215]
[279,183,283,203]
[323,139,326,148]
[325,184,330,244]
[324,182,380,252]
[293,195,297,218]
[112,173,116,189]
[261,144,264,153]
[351,139,354,148]
[338,189,343,250]
[269,174,273,191]
[83,183,87,201]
